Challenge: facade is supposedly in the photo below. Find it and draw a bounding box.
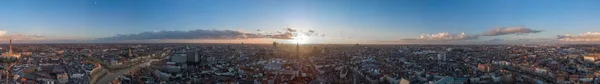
[264,62,282,70]
[477,64,495,72]
[170,53,187,63]
[186,51,203,63]
[437,53,447,62]
[583,54,599,62]
[57,73,69,84]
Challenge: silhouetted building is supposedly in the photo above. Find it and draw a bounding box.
[186,51,203,64]
[296,43,300,58]
[170,53,187,63]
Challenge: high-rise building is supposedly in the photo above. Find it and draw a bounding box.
[271,42,278,58]
[312,46,319,55]
[170,52,187,63]
[186,51,203,64]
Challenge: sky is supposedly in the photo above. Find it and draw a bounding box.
[0,0,600,44]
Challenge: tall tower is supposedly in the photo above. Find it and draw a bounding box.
[129,48,133,57]
[272,42,277,48]
[272,42,277,59]
[296,42,300,58]
[9,39,12,54]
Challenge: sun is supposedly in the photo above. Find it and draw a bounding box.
[291,34,309,44]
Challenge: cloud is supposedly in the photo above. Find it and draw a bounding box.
[557,32,600,42]
[486,39,504,42]
[303,30,320,36]
[0,30,44,40]
[285,27,297,32]
[0,31,6,37]
[411,32,479,40]
[1,34,45,40]
[394,32,478,44]
[97,28,324,41]
[266,28,323,39]
[394,26,543,43]
[377,39,476,44]
[482,26,542,36]
[378,38,560,44]
[98,29,262,41]
[266,32,294,39]
[517,38,558,43]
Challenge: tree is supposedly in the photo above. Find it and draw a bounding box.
[0,57,17,63]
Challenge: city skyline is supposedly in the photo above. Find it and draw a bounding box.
[2,1,600,84]
[1,0,600,44]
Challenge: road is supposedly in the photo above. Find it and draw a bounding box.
[92,59,155,84]
[89,50,170,84]
[495,65,557,84]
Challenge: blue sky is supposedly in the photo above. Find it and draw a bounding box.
[0,0,599,44]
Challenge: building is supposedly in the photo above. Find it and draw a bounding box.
[152,70,172,80]
[535,68,548,74]
[56,73,69,84]
[478,64,495,72]
[128,48,133,57]
[400,78,410,84]
[264,62,282,70]
[186,51,203,64]
[70,74,85,78]
[435,77,468,84]
[170,53,187,63]
[437,53,447,62]
[296,42,300,58]
[583,54,600,62]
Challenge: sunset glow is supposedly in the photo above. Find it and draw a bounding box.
[291,33,309,44]
[2,0,600,84]
[1,0,600,44]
